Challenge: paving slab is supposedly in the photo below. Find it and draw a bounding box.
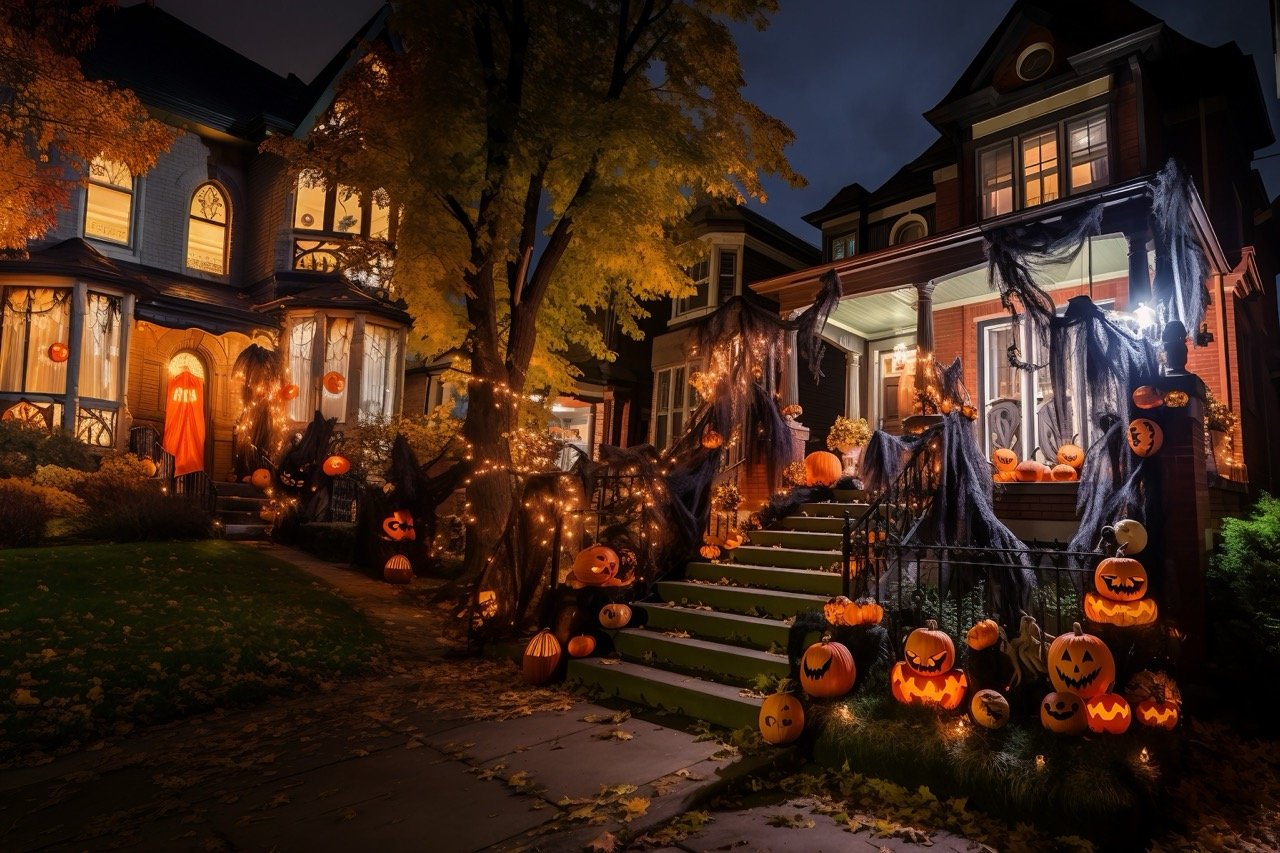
[421,701,606,764]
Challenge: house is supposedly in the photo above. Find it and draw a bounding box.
[0,4,408,485]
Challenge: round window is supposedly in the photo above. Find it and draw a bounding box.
[1016,42,1054,82]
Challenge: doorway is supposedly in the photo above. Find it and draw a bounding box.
[164,351,209,476]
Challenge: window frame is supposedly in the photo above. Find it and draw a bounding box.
[185,182,230,276]
[83,157,136,248]
[673,245,741,321]
[889,214,928,246]
[291,172,398,273]
[650,361,700,450]
[829,233,857,261]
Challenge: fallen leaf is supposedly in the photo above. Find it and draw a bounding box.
[585,830,617,851]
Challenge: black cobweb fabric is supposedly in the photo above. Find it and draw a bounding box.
[1150,159,1209,335]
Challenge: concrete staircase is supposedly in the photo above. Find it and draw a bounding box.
[214,481,271,540]
[567,489,871,729]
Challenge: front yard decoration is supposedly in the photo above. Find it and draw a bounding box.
[381,509,416,541]
[598,602,632,629]
[970,689,1010,729]
[1050,463,1078,481]
[1125,670,1182,730]
[1085,552,1159,627]
[844,597,883,627]
[826,415,872,453]
[1006,612,1051,687]
[383,554,412,584]
[1132,385,1164,409]
[569,545,624,587]
[1056,443,1084,468]
[1040,690,1087,734]
[1085,693,1133,734]
[522,629,561,685]
[1127,418,1163,457]
[567,634,597,657]
[803,450,842,486]
[700,426,724,449]
[891,621,968,711]
[699,542,721,560]
[800,639,856,698]
[1047,623,1115,699]
[904,620,955,675]
[824,595,853,627]
[1111,518,1148,554]
[966,619,1000,650]
[1084,594,1159,627]
[991,447,1018,473]
[250,467,272,489]
[322,453,351,476]
[759,689,806,745]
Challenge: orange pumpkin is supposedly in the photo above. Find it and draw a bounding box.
[47,342,70,363]
[1083,593,1159,627]
[1135,698,1179,730]
[1041,690,1087,735]
[566,635,597,658]
[1163,390,1189,407]
[890,662,968,711]
[1056,443,1085,469]
[598,603,632,629]
[701,427,724,449]
[991,447,1018,473]
[1131,385,1164,409]
[322,454,351,476]
[804,451,843,487]
[279,383,300,401]
[965,619,1000,651]
[1127,418,1163,457]
[903,620,955,676]
[383,554,413,584]
[140,457,158,478]
[1047,623,1115,699]
[250,468,272,490]
[1094,556,1148,601]
[1050,463,1078,482]
[322,371,346,394]
[799,640,856,699]
[759,692,805,745]
[823,596,852,627]
[993,470,1018,483]
[571,545,620,586]
[699,544,721,560]
[1085,693,1132,735]
[722,530,744,550]
[382,509,416,541]
[1014,460,1045,483]
[844,598,884,627]
[521,629,561,685]
[970,689,1010,729]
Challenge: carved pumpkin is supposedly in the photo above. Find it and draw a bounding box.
[699,544,721,560]
[1050,463,1078,482]
[701,427,724,449]
[904,620,955,676]
[1085,693,1132,735]
[279,383,300,401]
[1047,623,1115,699]
[566,634,597,658]
[722,530,744,550]
[1083,593,1159,627]
[758,692,806,745]
[598,603,632,630]
[382,509,417,541]
[799,640,856,699]
[1135,698,1180,730]
[844,598,884,627]
[571,545,620,586]
[965,619,1000,651]
[890,662,968,711]
[991,447,1018,473]
[1015,460,1045,483]
[383,554,413,584]
[1131,385,1164,409]
[804,451,843,487]
[993,470,1018,483]
[1124,670,1181,718]
[969,689,1010,729]
[823,596,852,627]
[47,342,69,363]
[322,454,351,477]
[521,629,561,685]
[1094,556,1148,601]
[1163,390,1189,407]
[322,371,346,394]
[1056,443,1085,469]
[1112,518,1148,555]
[1127,418,1163,457]
[1040,691,1087,735]
[250,468,272,490]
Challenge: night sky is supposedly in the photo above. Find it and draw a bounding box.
[158,0,1280,246]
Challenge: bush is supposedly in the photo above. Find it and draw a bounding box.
[0,420,94,476]
[74,488,212,542]
[0,479,52,547]
[73,453,152,512]
[295,522,357,564]
[29,484,87,518]
[33,463,89,491]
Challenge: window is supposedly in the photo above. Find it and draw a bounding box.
[84,157,134,245]
[1067,113,1109,193]
[0,288,70,394]
[359,323,401,420]
[979,144,1015,218]
[652,363,697,450]
[292,171,397,272]
[978,111,1109,219]
[186,183,229,275]
[676,258,710,316]
[890,215,927,245]
[79,293,122,401]
[286,318,316,422]
[830,234,856,260]
[1021,129,1059,208]
[320,317,352,421]
[716,249,737,305]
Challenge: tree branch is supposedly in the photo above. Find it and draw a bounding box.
[440,193,478,245]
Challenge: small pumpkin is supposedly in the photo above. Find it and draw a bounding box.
[844,598,884,627]
[1050,463,1078,482]
[598,603,632,630]
[799,640,856,699]
[1163,390,1189,407]
[1127,418,1163,457]
[965,618,1000,651]
[991,447,1018,473]
[1083,593,1159,627]
[1056,443,1085,469]
[47,342,70,363]
[890,662,968,710]
[803,451,843,487]
[701,427,724,449]
[823,596,852,627]
[566,634,597,658]
[1085,693,1132,735]
[322,454,351,477]
[322,371,346,394]
[382,509,417,541]
[903,620,955,676]
[970,689,1010,729]
[1014,460,1045,483]
[1047,622,1115,699]
[140,457,158,478]
[1135,698,1180,730]
[1131,385,1164,409]
[722,530,744,550]
[759,692,805,745]
[993,470,1018,483]
[1112,518,1148,555]
[383,554,413,584]
[1094,556,1148,601]
[1041,690,1087,735]
[699,544,721,560]
[521,629,561,685]
[571,545,620,586]
[279,383,300,401]
[250,468,272,490]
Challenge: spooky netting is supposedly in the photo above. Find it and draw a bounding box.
[231,344,283,476]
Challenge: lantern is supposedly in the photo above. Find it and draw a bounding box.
[322,454,351,477]
[571,545,620,586]
[965,619,1000,651]
[803,451,843,487]
[1050,463,1078,482]
[1131,385,1164,409]
[823,596,852,627]
[1056,443,1085,469]
[1135,698,1180,730]
[1127,418,1163,457]
[799,640,856,699]
[521,629,561,685]
[991,448,1018,473]
[699,544,721,560]
[1083,593,1159,627]
[322,371,346,394]
[1112,518,1148,555]
[381,510,416,541]
[890,663,968,711]
[903,620,956,676]
[566,635,597,658]
[1085,693,1132,735]
[598,603,632,630]
[843,598,884,627]
[969,689,1010,729]
[279,383,300,401]
[48,342,69,363]
[1040,691,1087,735]
[250,468,272,490]
[701,427,724,449]
[383,555,413,584]
[758,692,805,745]
[1047,623,1115,699]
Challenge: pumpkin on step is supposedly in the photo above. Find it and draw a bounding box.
[799,640,856,699]
[843,598,883,627]
[1050,463,1078,482]
[758,691,805,745]
[571,545,621,586]
[804,451,843,487]
[1056,443,1085,469]
[699,543,721,560]
[522,630,561,685]
[598,603,632,630]
[566,635,597,658]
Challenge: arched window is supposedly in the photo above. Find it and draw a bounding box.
[890,214,928,246]
[187,183,229,275]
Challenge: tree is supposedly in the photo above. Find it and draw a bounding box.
[0,0,174,250]
[281,0,802,589]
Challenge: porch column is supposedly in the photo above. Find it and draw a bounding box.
[913,281,936,399]
[845,351,861,418]
[1126,227,1151,308]
[63,281,87,432]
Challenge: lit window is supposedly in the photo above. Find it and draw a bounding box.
[292,173,397,271]
[359,323,400,420]
[79,292,122,401]
[675,258,710,316]
[286,318,316,422]
[186,183,229,275]
[294,170,328,230]
[320,316,352,421]
[84,157,134,245]
[977,112,1109,219]
[0,287,70,394]
[1021,129,1059,208]
[979,144,1014,218]
[1067,113,1109,193]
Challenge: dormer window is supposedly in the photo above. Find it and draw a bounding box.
[830,234,856,260]
[84,157,134,246]
[890,215,928,246]
[977,109,1109,219]
[292,170,396,272]
[674,247,740,319]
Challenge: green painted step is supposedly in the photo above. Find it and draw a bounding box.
[612,629,789,685]
[832,488,868,502]
[685,562,842,597]
[717,545,841,571]
[747,529,843,550]
[656,580,827,619]
[566,658,759,730]
[777,515,849,533]
[798,501,868,518]
[642,604,793,650]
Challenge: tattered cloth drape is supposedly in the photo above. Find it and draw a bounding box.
[163,368,205,476]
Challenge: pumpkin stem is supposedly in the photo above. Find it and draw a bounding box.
[925,619,939,630]
[1072,622,1084,635]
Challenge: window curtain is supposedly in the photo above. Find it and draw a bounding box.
[79,293,121,400]
[0,288,70,394]
[360,324,399,420]
[320,317,351,421]
[287,318,316,422]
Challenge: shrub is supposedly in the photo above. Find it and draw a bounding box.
[0,479,51,547]
[295,522,357,564]
[0,420,94,475]
[33,463,89,491]
[74,488,212,542]
[74,453,152,511]
[29,484,87,518]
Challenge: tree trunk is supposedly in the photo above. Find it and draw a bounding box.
[458,370,515,590]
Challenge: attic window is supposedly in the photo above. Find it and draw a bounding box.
[1016,42,1054,82]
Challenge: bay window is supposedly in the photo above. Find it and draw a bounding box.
[359,323,401,420]
[0,288,70,394]
[286,317,317,422]
[79,293,122,401]
[321,317,352,421]
[292,170,397,272]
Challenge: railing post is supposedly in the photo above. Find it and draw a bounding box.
[842,509,852,599]
[549,508,564,593]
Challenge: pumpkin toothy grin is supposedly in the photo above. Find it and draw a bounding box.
[1043,702,1078,721]
[1054,666,1100,691]
[1101,575,1144,595]
[905,652,948,674]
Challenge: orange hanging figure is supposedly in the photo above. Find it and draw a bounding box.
[163,368,206,476]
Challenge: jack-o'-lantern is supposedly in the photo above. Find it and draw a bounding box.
[383,554,413,584]
[1047,623,1115,699]
[991,448,1018,473]
[571,545,620,586]
[1083,593,1159,627]
[1094,556,1148,601]
[1015,460,1045,483]
[279,383,300,401]
[890,662,968,710]
[322,371,346,394]
[970,689,1009,729]
[598,603,632,629]
[47,342,69,363]
[965,619,1000,651]
[804,451,843,487]
[1056,443,1085,469]
[1163,390,1189,407]
[1124,670,1181,728]
[722,530,744,550]
[477,589,498,620]
[993,470,1018,483]
[322,454,351,477]
[521,629,561,685]
[250,468,272,490]
[1041,691,1087,735]
[903,620,955,676]
[1127,418,1163,457]
[701,427,724,449]
[1132,385,1164,409]
[1135,698,1180,730]
[844,598,883,627]
[567,635,597,658]
[823,596,852,626]
[699,544,721,560]
[382,509,416,541]
[1085,693,1132,734]
[1050,463,1078,482]
[1112,518,1148,555]
[759,692,805,745]
[799,640,856,699]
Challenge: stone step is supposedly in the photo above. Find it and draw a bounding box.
[217,509,267,526]
[642,605,793,650]
[566,658,760,731]
[797,501,869,518]
[719,544,841,571]
[747,529,844,551]
[215,481,268,498]
[222,522,269,540]
[216,495,267,512]
[656,580,827,620]
[832,488,868,502]
[612,629,789,686]
[685,562,842,597]
[776,515,848,533]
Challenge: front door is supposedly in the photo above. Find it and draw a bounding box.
[163,353,207,476]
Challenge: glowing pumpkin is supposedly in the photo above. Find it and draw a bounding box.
[566,635,597,658]
[993,470,1018,483]
[699,544,721,560]
[722,530,744,550]
[965,619,1000,651]
[47,342,69,363]
[598,603,632,629]
[701,427,724,449]
[1131,385,1164,409]
[1083,593,1159,627]
[1112,518,1148,555]
[1040,691,1087,735]
[904,620,955,676]
[804,451,843,487]
[322,371,346,394]
[1056,443,1085,469]
[383,554,413,584]
[843,598,883,627]
[250,468,272,490]
[322,454,351,476]
[1163,390,1189,407]
[890,662,968,711]
[1127,418,1163,457]
[140,457,158,478]
[571,545,620,586]
[279,383,300,401]
[1050,463,1078,482]
[991,447,1018,473]
[1047,622,1115,699]
[759,692,805,745]
[1085,693,1132,735]
[1094,556,1148,601]
[521,629,561,685]
[382,510,416,541]
[1015,460,1045,483]
[1124,671,1181,722]
[823,596,852,627]
[970,689,1010,729]
[1135,698,1180,730]
[799,640,856,699]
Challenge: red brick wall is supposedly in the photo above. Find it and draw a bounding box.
[1115,79,1142,180]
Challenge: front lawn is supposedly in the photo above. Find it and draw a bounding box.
[0,540,387,763]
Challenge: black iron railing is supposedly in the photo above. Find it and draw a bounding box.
[129,425,216,514]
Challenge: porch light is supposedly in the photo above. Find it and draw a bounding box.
[1133,302,1157,332]
[891,342,910,371]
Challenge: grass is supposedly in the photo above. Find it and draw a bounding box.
[0,540,388,763]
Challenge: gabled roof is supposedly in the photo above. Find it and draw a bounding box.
[252,272,412,325]
[687,203,820,264]
[803,137,953,229]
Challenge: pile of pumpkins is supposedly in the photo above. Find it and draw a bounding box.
[990,442,1084,483]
